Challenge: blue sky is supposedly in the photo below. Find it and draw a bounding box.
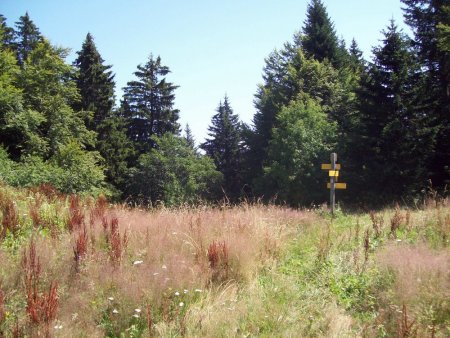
[1,0,410,143]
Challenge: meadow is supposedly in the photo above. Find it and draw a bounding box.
[0,183,449,337]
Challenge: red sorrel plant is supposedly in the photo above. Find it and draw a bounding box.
[1,200,19,239]
[108,216,128,265]
[22,240,58,331]
[67,194,84,232]
[370,211,383,238]
[207,240,229,282]
[73,224,88,271]
[390,207,403,238]
[397,304,417,338]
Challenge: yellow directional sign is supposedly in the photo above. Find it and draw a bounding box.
[329,170,339,177]
[327,183,347,189]
[321,163,341,170]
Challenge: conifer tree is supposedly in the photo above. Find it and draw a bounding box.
[302,0,341,66]
[0,15,15,48]
[201,96,242,200]
[121,55,180,155]
[402,0,450,188]
[184,123,196,150]
[356,21,434,201]
[14,12,42,65]
[73,33,115,130]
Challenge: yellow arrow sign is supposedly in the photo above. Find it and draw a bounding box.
[321,163,341,170]
[327,183,347,189]
[329,170,339,177]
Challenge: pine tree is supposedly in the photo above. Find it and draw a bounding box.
[356,21,433,201]
[121,54,180,155]
[14,12,42,65]
[302,0,341,66]
[402,0,450,188]
[0,15,15,48]
[184,123,196,150]
[73,33,115,130]
[201,96,242,200]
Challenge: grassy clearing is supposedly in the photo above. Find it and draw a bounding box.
[0,183,449,337]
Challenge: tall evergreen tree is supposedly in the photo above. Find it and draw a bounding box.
[0,15,15,48]
[355,21,434,201]
[301,0,341,66]
[73,33,115,130]
[201,96,242,200]
[14,12,42,65]
[402,0,450,188]
[121,55,180,155]
[184,123,196,150]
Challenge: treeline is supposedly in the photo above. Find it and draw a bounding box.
[0,0,449,207]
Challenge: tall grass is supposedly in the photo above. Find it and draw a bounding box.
[0,183,448,336]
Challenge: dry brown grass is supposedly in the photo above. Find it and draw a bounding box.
[0,202,312,336]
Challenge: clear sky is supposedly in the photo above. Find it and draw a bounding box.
[1,0,410,144]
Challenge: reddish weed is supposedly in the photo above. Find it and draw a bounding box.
[73,224,89,270]
[397,304,417,338]
[207,240,229,282]
[1,200,19,238]
[22,240,59,330]
[108,216,127,265]
[390,207,403,238]
[68,195,84,232]
[370,211,383,238]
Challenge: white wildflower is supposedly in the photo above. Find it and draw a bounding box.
[133,260,143,266]
[108,297,114,301]
[179,302,184,307]
[112,309,119,314]
[175,291,180,296]
[162,264,167,270]
[135,308,141,313]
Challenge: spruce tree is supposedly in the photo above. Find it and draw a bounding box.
[0,15,15,48]
[14,12,42,65]
[184,123,196,150]
[73,33,115,130]
[121,54,180,155]
[302,0,341,66]
[402,0,450,188]
[356,21,433,201]
[201,96,242,201]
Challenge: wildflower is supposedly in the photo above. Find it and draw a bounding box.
[162,264,167,270]
[135,308,141,313]
[133,260,143,265]
[195,289,202,293]
[112,309,119,314]
[175,291,180,296]
[132,314,140,318]
[172,232,177,235]
[179,302,184,307]
[153,272,159,276]
[184,289,189,294]
[108,297,114,301]
[54,324,63,329]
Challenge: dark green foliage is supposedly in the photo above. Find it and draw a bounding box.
[201,96,243,201]
[355,21,435,202]
[122,55,180,155]
[0,15,15,48]
[96,114,135,193]
[402,0,450,188]
[301,0,341,66]
[14,12,42,65]
[73,33,115,130]
[261,96,337,205]
[126,134,222,206]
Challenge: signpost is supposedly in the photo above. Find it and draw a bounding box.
[321,153,346,215]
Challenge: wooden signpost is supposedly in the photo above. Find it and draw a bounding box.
[321,153,346,215]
